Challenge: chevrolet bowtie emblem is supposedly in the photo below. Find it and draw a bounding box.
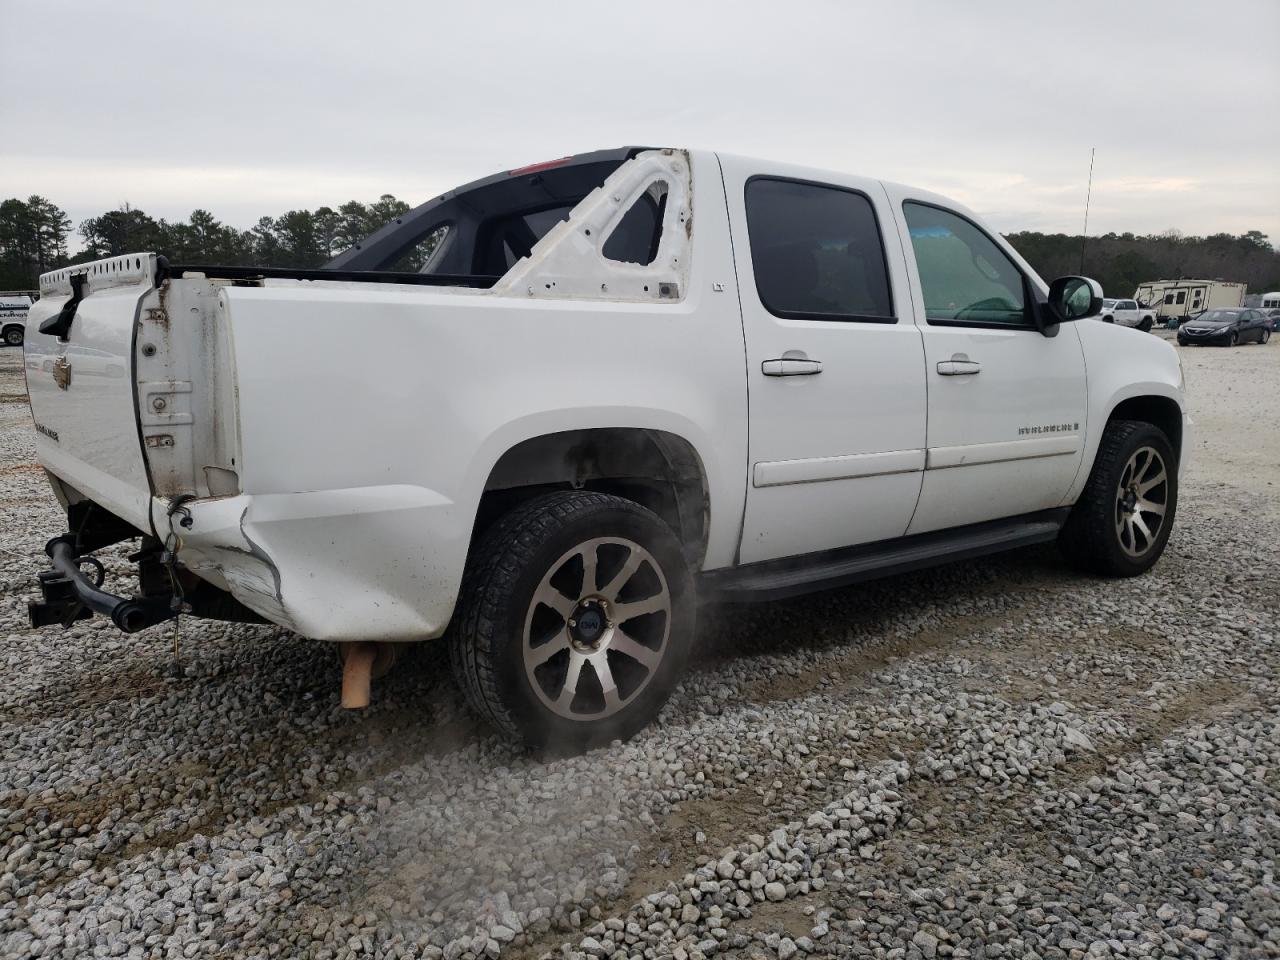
[52,356,71,390]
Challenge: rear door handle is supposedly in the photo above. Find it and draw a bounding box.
[936,356,981,376]
[762,358,822,377]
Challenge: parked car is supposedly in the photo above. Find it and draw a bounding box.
[1263,308,1280,332]
[22,147,1188,750]
[1176,308,1272,346]
[1099,297,1157,331]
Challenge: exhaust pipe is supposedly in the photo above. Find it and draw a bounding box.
[341,642,377,709]
[339,641,398,709]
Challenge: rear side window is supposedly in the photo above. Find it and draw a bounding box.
[903,202,1029,327]
[745,178,894,323]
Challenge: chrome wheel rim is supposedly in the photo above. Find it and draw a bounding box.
[1114,446,1169,558]
[523,536,671,721]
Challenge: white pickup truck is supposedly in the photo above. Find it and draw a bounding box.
[23,147,1188,750]
[1099,297,1158,332]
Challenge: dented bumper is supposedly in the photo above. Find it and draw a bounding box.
[156,484,466,642]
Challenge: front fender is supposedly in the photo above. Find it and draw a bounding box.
[1065,323,1186,504]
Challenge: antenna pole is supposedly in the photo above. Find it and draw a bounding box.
[1080,147,1095,273]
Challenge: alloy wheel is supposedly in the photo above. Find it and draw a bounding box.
[523,536,671,721]
[1114,446,1169,558]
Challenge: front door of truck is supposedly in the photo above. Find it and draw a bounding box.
[882,191,1088,535]
[719,156,927,564]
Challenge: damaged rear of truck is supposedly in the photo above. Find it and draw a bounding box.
[22,148,740,693]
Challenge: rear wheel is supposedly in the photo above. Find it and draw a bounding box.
[1060,420,1177,577]
[3,326,22,347]
[1260,328,1270,345]
[1138,317,1153,332]
[449,491,694,752]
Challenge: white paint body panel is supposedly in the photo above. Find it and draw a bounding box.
[719,155,928,564]
[25,149,1187,644]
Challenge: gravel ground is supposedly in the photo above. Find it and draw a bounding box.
[1,336,1277,960]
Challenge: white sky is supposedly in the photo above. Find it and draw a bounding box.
[2,0,1278,247]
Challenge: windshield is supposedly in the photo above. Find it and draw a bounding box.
[1103,299,1117,308]
[1195,310,1239,323]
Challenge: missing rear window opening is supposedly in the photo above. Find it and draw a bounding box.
[603,180,668,266]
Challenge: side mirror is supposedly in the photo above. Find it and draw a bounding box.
[1046,276,1103,323]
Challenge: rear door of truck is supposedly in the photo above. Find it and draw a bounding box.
[718,155,928,564]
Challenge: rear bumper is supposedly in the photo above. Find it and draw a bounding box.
[159,484,466,642]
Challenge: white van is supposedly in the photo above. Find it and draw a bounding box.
[1,292,35,346]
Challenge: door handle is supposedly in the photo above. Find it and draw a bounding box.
[936,355,981,376]
[762,358,823,377]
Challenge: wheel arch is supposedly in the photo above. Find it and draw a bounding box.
[475,427,712,568]
[1106,394,1183,459]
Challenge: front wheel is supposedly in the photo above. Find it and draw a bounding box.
[449,491,694,752]
[1060,420,1177,577]
[1228,332,1239,347]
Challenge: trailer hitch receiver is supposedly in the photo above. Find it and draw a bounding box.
[28,536,174,634]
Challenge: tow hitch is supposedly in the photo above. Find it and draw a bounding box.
[28,536,174,633]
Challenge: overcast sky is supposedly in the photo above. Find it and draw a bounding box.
[3,0,1278,248]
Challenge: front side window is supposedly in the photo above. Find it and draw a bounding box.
[902,203,1028,326]
[745,178,894,322]
[1119,300,1137,310]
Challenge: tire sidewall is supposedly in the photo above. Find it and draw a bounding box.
[1092,424,1178,576]
[486,501,694,752]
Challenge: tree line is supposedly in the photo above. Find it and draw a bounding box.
[2,193,1278,297]
[1008,229,1280,300]
[0,195,421,290]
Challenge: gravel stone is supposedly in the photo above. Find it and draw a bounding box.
[0,339,1277,960]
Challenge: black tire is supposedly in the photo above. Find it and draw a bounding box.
[1059,420,1177,578]
[1259,328,1270,345]
[448,491,695,753]
[1227,332,1238,347]
[1102,315,1114,323]
[1138,317,1153,332]
[2,326,22,347]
